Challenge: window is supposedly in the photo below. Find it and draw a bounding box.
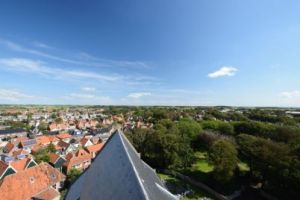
[29,177,35,184]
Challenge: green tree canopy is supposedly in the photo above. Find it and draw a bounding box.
[209,139,238,182]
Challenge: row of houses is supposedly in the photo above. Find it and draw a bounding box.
[0,161,65,200]
[3,132,105,171]
[0,128,109,199]
[48,119,99,132]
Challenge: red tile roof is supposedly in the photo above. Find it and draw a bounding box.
[48,135,59,143]
[3,143,14,153]
[12,149,29,157]
[36,136,50,145]
[57,140,69,149]
[64,154,91,172]
[48,153,60,164]
[86,143,104,153]
[31,144,44,154]
[33,187,60,200]
[56,133,71,140]
[75,149,90,157]
[64,149,91,172]
[0,163,66,200]
[91,137,101,144]
[10,136,28,145]
[0,161,9,177]
[65,153,74,161]
[80,137,89,146]
[10,158,33,171]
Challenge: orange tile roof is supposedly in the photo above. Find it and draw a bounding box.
[86,143,104,153]
[48,135,59,143]
[0,161,9,177]
[75,149,90,157]
[3,143,14,153]
[65,153,74,161]
[56,133,71,140]
[57,140,69,149]
[36,136,50,145]
[64,154,91,171]
[91,137,101,144]
[34,187,60,200]
[80,137,89,146]
[12,149,29,157]
[0,163,66,200]
[31,144,43,154]
[10,136,28,145]
[48,153,60,164]
[54,144,62,151]
[10,158,32,171]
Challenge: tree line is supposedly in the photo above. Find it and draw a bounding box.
[126,108,300,199]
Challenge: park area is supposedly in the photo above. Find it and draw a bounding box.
[159,150,251,199]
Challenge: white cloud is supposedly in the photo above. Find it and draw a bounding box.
[0,89,34,101]
[0,39,150,69]
[122,89,213,106]
[66,93,112,104]
[32,41,52,49]
[0,58,121,82]
[280,90,300,98]
[128,92,151,98]
[208,66,238,78]
[81,87,96,92]
[69,93,95,99]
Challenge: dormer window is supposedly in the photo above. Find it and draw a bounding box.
[29,177,35,183]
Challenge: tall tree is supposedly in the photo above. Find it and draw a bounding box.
[209,139,238,182]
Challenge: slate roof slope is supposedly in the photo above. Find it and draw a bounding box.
[66,130,179,200]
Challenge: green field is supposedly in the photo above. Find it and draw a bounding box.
[158,173,214,200]
[180,151,213,182]
[192,151,214,173]
[237,162,250,172]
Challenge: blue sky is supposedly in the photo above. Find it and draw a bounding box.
[0,0,300,106]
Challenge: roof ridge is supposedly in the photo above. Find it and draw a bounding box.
[118,131,150,200]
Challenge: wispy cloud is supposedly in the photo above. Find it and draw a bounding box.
[81,87,96,92]
[123,89,213,106]
[280,90,300,98]
[0,57,121,81]
[0,89,34,101]
[208,66,238,78]
[32,41,52,49]
[69,93,95,99]
[0,39,150,69]
[65,93,112,104]
[128,92,151,98]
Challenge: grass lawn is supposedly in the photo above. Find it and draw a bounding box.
[191,151,214,173]
[158,173,214,200]
[237,161,250,172]
[181,151,242,195]
[181,151,213,182]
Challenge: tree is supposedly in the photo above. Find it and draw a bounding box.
[201,120,219,130]
[236,133,300,199]
[67,168,82,184]
[46,143,56,153]
[176,118,202,141]
[38,122,48,132]
[218,122,234,135]
[55,117,63,124]
[233,121,276,138]
[128,120,195,170]
[34,151,50,163]
[209,139,238,182]
[51,113,57,119]
[33,144,56,163]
